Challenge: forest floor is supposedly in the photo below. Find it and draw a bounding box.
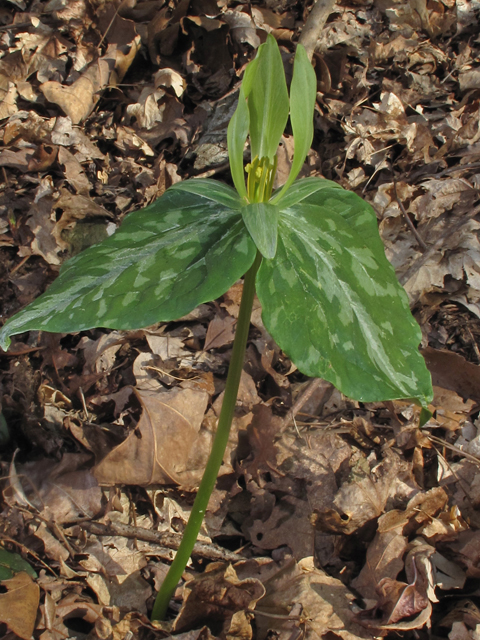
[1,0,480,639]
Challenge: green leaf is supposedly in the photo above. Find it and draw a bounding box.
[248,34,289,162]
[256,180,433,406]
[271,175,342,207]
[170,178,244,209]
[241,202,278,259]
[272,44,317,203]
[0,181,256,350]
[0,548,37,581]
[227,56,260,199]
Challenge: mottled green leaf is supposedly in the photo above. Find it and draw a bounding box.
[273,44,317,202]
[256,180,433,406]
[248,34,289,162]
[227,57,259,199]
[169,178,244,209]
[272,175,342,207]
[241,202,278,259]
[0,182,256,350]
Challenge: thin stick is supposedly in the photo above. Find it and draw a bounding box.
[427,434,480,467]
[0,535,57,576]
[80,520,244,563]
[10,255,30,275]
[282,378,331,431]
[393,178,427,252]
[298,0,338,61]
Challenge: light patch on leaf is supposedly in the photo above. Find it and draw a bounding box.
[256,192,432,405]
[0,184,256,349]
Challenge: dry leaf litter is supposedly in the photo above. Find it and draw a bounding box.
[0,0,480,639]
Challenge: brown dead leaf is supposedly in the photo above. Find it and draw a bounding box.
[360,576,430,628]
[423,347,480,404]
[18,196,61,265]
[204,309,236,350]
[357,542,436,631]
[0,147,34,171]
[33,521,69,563]
[240,404,281,483]
[80,535,151,613]
[57,146,91,194]
[0,82,17,120]
[447,530,480,578]
[78,331,123,375]
[352,529,408,604]
[37,592,103,640]
[96,2,138,47]
[249,557,371,640]
[41,38,141,124]
[173,562,265,636]
[314,451,416,534]
[249,494,315,560]
[27,143,58,172]
[18,453,103,524]
[93,387,209,487]
[0,572,40,640]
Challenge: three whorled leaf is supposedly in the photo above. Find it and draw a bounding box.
[0,175,432,408]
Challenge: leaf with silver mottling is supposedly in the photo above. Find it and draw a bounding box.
[0,184,256,350]
[257,180,433,406]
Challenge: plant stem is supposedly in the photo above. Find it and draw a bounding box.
[151,251,262,621]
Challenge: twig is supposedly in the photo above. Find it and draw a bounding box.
[80,520,245,563]
[0,346,45,357]
[282,378,332,431]
[193,161,231,179]
[399,202,480,286]
[0,535,57,576]
[393,178,427,252]
[298,0,338,62]
[10,255,30,275]
[426,434,480,468]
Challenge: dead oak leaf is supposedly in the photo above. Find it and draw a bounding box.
[93,387,209,487]
[0,572,40,640]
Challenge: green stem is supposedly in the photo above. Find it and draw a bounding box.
[151,251,262,621]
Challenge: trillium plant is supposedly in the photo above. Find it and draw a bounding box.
[0,36,433,620]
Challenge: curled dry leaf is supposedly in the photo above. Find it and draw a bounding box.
[37,592,104,640]
[173,562,265,636]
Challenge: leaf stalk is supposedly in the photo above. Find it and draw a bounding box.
[150,251,262,621]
